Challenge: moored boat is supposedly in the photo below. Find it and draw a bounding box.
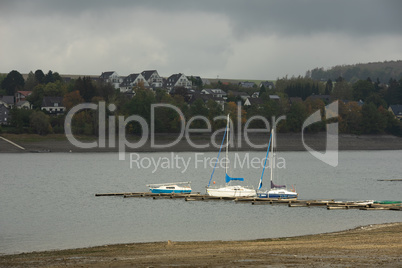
[147,182,192,194]
[257,128,298,199]
[206,114,256,198]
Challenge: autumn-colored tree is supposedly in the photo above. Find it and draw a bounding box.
[338,101,362,134]
[304,98,326,132]
[225,101,246,131]
[63,90,84,110]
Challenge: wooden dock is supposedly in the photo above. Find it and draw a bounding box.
[95,192,401,211]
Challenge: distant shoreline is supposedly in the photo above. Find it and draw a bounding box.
[1,132,402,153]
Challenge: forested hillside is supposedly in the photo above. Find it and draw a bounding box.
[307,60,402,83]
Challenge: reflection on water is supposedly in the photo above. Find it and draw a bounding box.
[0,151,401,254]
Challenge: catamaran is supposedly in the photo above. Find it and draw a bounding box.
[147,182,192,194]
[257,128,298,199]
[206,114,256,197]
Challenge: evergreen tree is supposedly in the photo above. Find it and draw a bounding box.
[352,79,375,101]
[1,70,25,95]
[34,70,45,84]
[75,76,97,102]
[361,103,386,134]
[325,79,333,95]
[45,70,55,84]
[259,85,266,98]
[24,71,38,91]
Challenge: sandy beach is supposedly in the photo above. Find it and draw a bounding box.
[1,132,402,153]
[0,222,401,267]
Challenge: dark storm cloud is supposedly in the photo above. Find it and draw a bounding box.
[3,0,400,36]
[0,0,401,79]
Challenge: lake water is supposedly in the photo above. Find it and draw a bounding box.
[0,150,401,255]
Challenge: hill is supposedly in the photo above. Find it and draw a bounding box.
[308,60,402,83]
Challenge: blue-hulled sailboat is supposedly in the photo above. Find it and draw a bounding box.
[147,182,192,194]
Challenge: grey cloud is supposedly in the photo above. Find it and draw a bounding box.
[3,0,400,36]
[0,0,401,79]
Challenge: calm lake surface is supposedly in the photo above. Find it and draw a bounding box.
[1,150,401,254]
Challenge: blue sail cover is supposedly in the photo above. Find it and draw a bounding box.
[225,174,244,183]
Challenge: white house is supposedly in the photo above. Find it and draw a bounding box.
[259,81,275,90]
[164,73,192,90]
[119,73,149,93]
[41,97,65,114]
[269,95,280,101]
[100,71,123,89]
[228,90,249,100]
[16,100,31,109]
[251,91,259,98]
[239,81,256,88]
[141,70,163,88]
[201,88,227,99]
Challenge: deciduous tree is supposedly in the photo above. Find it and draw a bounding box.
[63,90,84,110]
[352,79,375,101]
[29,111,51,135]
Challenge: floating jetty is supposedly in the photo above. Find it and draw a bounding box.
[95,192,402,211]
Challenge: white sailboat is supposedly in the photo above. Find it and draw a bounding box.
[206,114,256,197]
[257,129,298,199]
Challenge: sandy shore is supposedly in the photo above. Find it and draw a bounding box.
[1,222,401,267]
[1,132,402,153]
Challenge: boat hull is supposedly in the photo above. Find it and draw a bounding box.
[257,189,297,199]
[148,184,192,194]
[150,189,191,194]
[207,186,257,197]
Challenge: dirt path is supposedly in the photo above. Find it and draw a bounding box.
[1,222,401,267]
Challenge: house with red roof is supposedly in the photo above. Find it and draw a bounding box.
[15,91,32,103]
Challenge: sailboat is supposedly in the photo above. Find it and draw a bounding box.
[206,114,256,197]
[257,128,298,199]
[146,182,192,194]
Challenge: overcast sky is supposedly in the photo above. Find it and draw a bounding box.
[1,0,401,80]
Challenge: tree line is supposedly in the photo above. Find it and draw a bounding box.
[307,60,402,83]
[0,69,401,137]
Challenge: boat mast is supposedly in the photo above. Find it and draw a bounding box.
[270,128,274,185]
[225,114,229,177]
